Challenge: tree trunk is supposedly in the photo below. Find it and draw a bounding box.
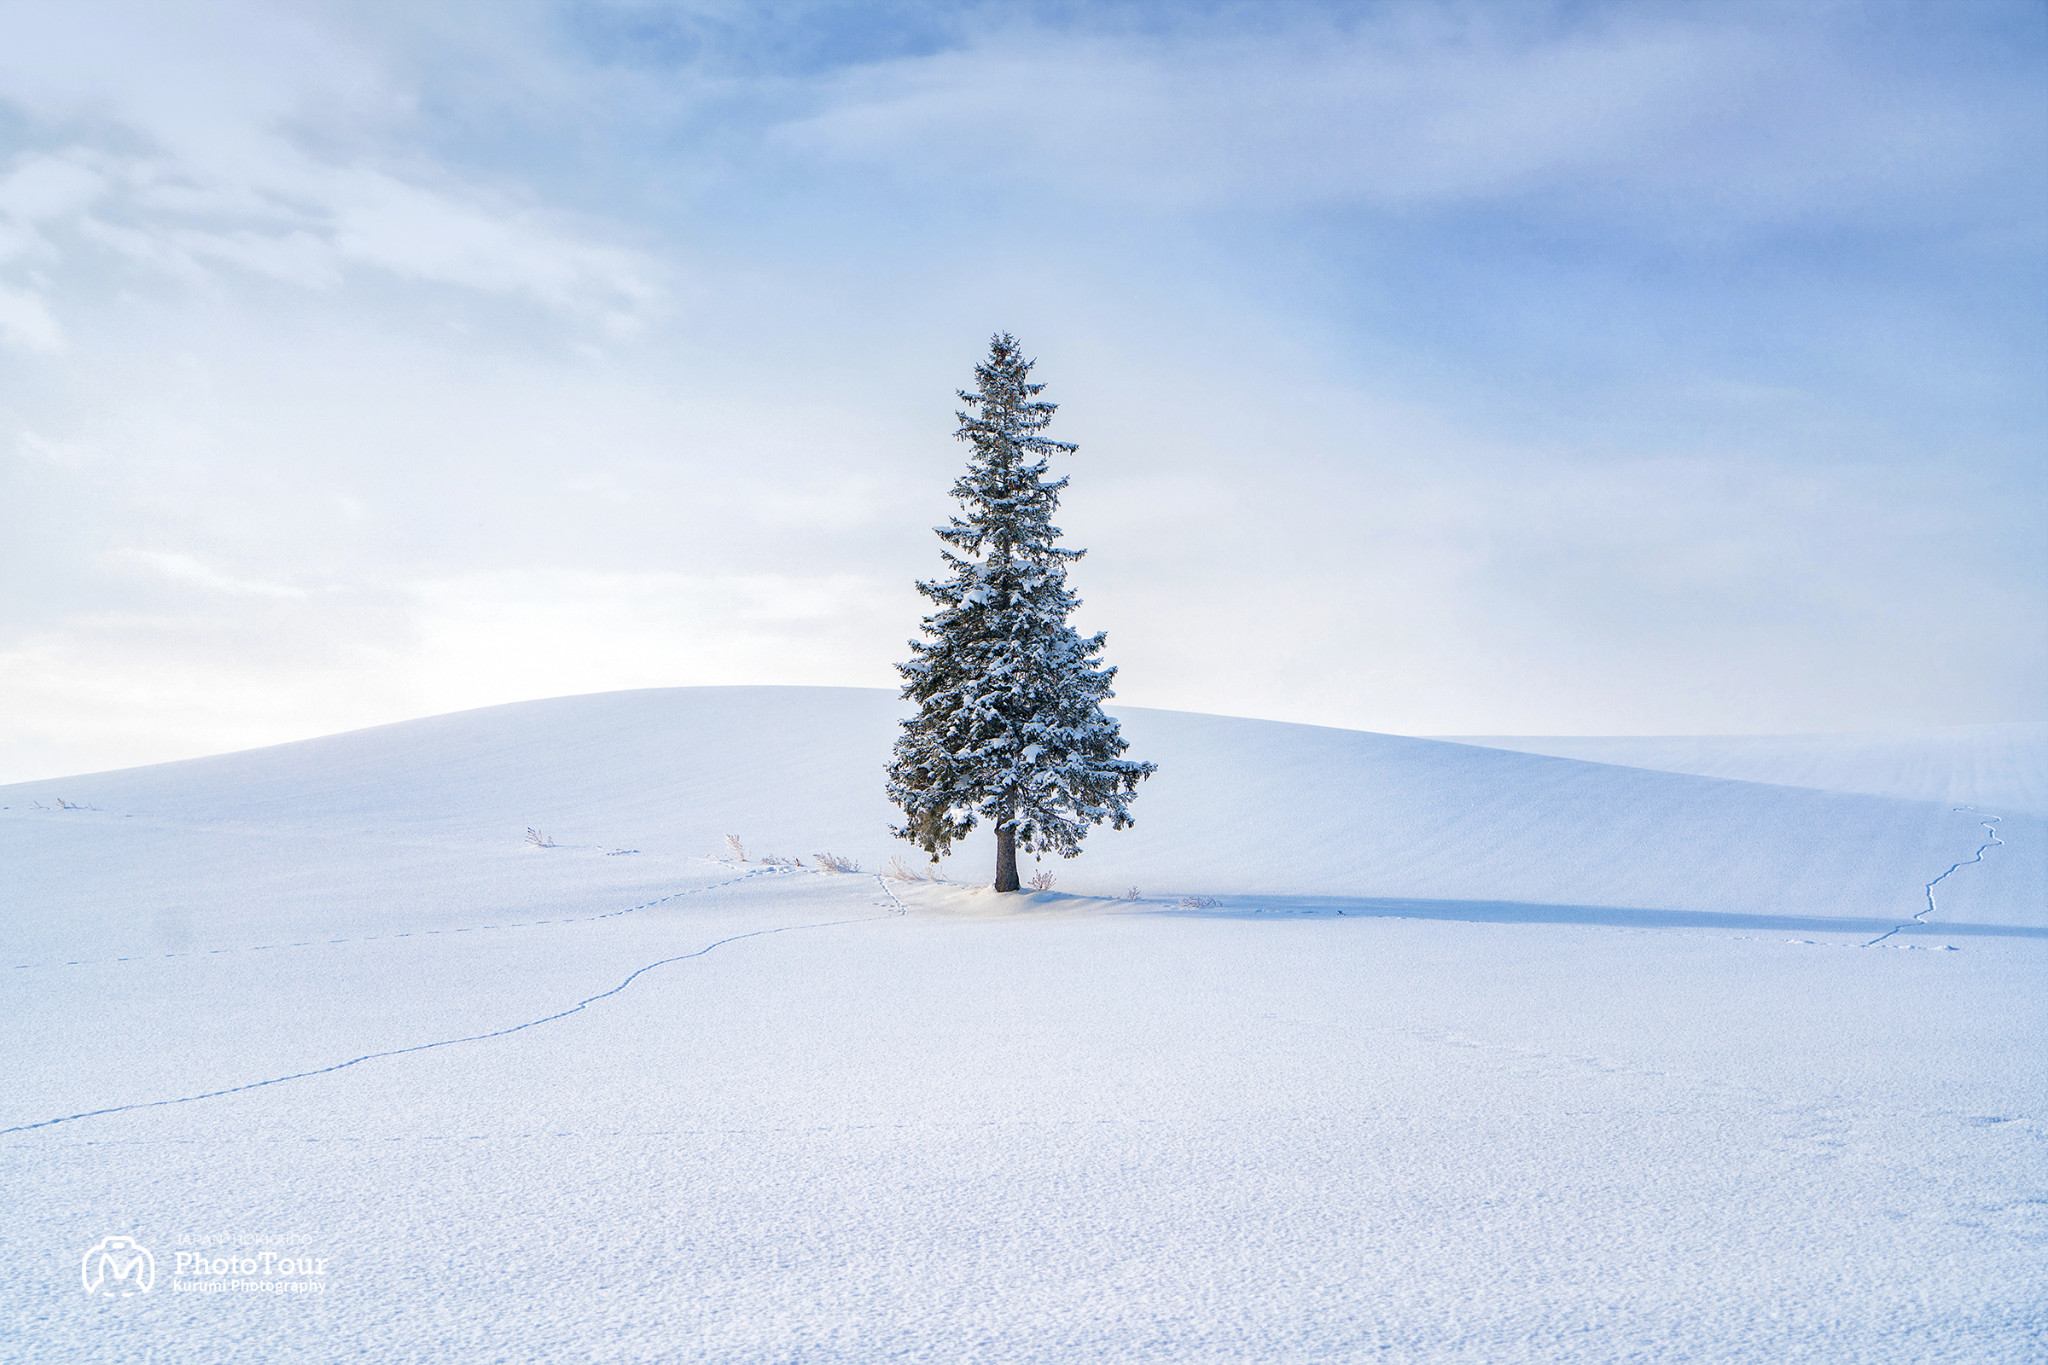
[994,824,1020,892]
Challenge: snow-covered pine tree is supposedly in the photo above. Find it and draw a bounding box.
[888,333,1155,893]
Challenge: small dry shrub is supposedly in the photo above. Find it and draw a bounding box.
[1027,870,1056,891]
[724,834,746,861]
[813,853,861,874]
[525,827,555,848]
[761,854,803,868]
[1178,895,1221,910]
[1124,886,1142,900]
[886,856,929,881]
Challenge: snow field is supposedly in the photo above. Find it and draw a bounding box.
[1452,724,2048,817]
[2,687,2041,1361]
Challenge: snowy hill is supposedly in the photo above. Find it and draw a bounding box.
[5,688,2039,958]
[1449,724,2048,816]
[4,688,2041,1363]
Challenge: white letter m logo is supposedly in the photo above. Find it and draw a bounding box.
[81,1236,154,1296]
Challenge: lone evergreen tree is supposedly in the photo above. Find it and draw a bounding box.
[888,333,1155,892]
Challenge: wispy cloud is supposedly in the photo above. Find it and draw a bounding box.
[110,549,311,601]
[767,6,2042,231]
[0,4,664,351]
[0,282,63,351]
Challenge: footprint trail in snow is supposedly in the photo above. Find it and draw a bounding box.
[1865,811,2005,947]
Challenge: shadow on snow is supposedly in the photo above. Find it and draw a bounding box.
[1145,894,2047,940]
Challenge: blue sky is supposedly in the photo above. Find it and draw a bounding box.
[1,0,2042,779]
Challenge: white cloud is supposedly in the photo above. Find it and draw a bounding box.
[0,282,62,351]
[404,568,899,713]
[0,565,908,782]
[0,153,105,228]
[0,6,662,326]
[40,148,664,320]
[110,549,310,600]
[770,8,2038,231]
[321,168,658,320]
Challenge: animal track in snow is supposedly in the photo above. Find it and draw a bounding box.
[2,910,882,1136]
[1864,811,2004,948]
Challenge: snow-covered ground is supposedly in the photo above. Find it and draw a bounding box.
[1450,725,2048,817]
[4,687,2042,1362]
